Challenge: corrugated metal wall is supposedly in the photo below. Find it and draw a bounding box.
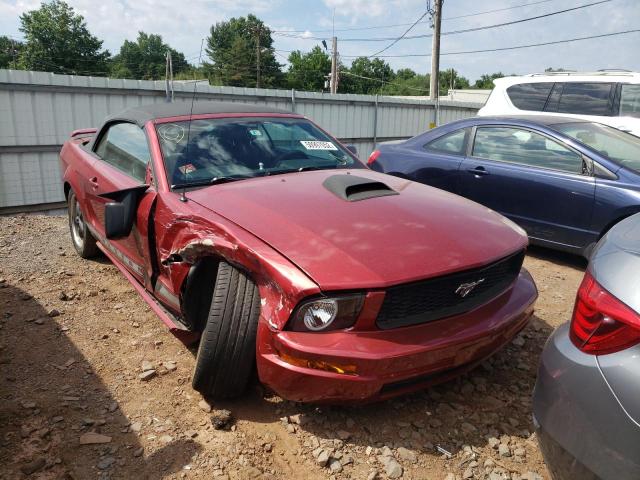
[0,69,482,210]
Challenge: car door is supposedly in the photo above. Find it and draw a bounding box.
[85,121,156,284]
[411,127,470,193]
[458,125,596,248]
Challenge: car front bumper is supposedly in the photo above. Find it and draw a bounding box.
[532,323,640,480]
[257,269,537,403]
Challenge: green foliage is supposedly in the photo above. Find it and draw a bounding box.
[395,68,417,81]
[0,36,23,69]
[205,14,283,88]
[286,46,331,91]
[19,0,110,75]
[439,68,470,93]
[341,57,395,94]
[110,32,191,80]
[379,73,429,96]
[474,72,507,89]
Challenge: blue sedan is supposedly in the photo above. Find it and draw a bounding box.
[368,115,640,257]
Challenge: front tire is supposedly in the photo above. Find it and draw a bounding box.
[68,190,99,259]
[192,261,260,399]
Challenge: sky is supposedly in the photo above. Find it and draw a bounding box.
[1,0,639,83]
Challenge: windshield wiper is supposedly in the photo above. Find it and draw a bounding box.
[171,175,251,190]
[265,165,335,177]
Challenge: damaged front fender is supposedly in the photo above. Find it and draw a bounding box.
[152,192,320,332]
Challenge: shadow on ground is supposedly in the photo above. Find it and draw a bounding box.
[0,283,201,479]
[526,245,588,271]
[216,313,555,467]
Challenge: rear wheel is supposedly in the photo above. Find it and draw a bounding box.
[68,190,99,259]
[192,261,260,399]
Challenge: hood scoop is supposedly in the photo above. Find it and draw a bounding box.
[323,174,399,202]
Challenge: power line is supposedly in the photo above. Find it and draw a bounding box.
[271,0,558,33]
[369,10,429,58]
[339,29,640,58]
[273,0,610,42]
[340,69,429,93]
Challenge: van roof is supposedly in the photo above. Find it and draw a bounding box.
[493,71,640,87]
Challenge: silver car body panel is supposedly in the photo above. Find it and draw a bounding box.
[590,213,640,314]
[533,324,640,480]
[533,213,640,480]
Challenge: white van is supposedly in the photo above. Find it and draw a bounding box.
[478,71,640,137]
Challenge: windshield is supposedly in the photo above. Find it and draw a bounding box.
[156,116,362,188]
[553,122,640,173]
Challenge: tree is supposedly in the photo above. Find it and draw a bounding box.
[342,57,395,94]
[0,36,23,69]
[395,68,417,81]
[205,14,283,88]
[379,72,429,96]
[286,46,331,91]
[19,0,110,75]
[110,32,190,80]
[474,72,507,89]
[439,68,470,94]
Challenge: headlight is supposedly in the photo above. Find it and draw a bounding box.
[289,294,364,332]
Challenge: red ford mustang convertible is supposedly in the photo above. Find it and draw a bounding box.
[60,101,537,403]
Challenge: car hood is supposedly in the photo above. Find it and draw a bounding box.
[188,169,528,290]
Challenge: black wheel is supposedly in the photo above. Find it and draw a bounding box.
[192,261,260,399]
[68,190,99,259]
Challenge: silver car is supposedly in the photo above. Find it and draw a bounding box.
[533,213,640,479]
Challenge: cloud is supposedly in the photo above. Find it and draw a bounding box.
[322,0,424,18]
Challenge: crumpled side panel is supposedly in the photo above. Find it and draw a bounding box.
[153,192,320,331]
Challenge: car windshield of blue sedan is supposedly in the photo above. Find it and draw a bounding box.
[156,117,361,188]
[554,122,640,173]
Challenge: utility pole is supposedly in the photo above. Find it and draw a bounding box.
[165,51,171,102]
[429,0,443,101]
[256,25,262,88]
[330,36,338,94]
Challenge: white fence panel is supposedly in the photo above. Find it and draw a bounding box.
[0,69,481,210]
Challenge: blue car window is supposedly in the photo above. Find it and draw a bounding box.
[424,129,467,155]
[554,122,640,173]
[472,127,584,174]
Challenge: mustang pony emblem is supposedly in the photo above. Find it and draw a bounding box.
[455,278,486,297]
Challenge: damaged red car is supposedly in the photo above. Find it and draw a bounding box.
[59,101,537,403]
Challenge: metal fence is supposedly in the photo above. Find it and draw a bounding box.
[0,69,482,211]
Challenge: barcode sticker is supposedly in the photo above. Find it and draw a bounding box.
[300,140,338,151]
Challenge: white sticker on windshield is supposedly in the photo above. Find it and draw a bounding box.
[300,140,338,151]
[249,129,262,136]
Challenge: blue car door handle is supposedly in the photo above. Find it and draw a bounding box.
[467,166,489,176]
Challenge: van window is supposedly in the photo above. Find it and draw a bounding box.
[555,83,614,116]
[620,84,640,118]
[544,83,563,112]
[506,83,553,111]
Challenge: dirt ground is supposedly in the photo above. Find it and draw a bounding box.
[0,214,587,480]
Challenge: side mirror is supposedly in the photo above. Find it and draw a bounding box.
[345,144,358,156]
[100,185,148,240]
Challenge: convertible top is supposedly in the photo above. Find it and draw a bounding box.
[107,101,296,127]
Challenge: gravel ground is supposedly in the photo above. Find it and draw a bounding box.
[0,214,587,480]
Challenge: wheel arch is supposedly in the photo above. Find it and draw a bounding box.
[180,255,222,332]
[599,208,640,240]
